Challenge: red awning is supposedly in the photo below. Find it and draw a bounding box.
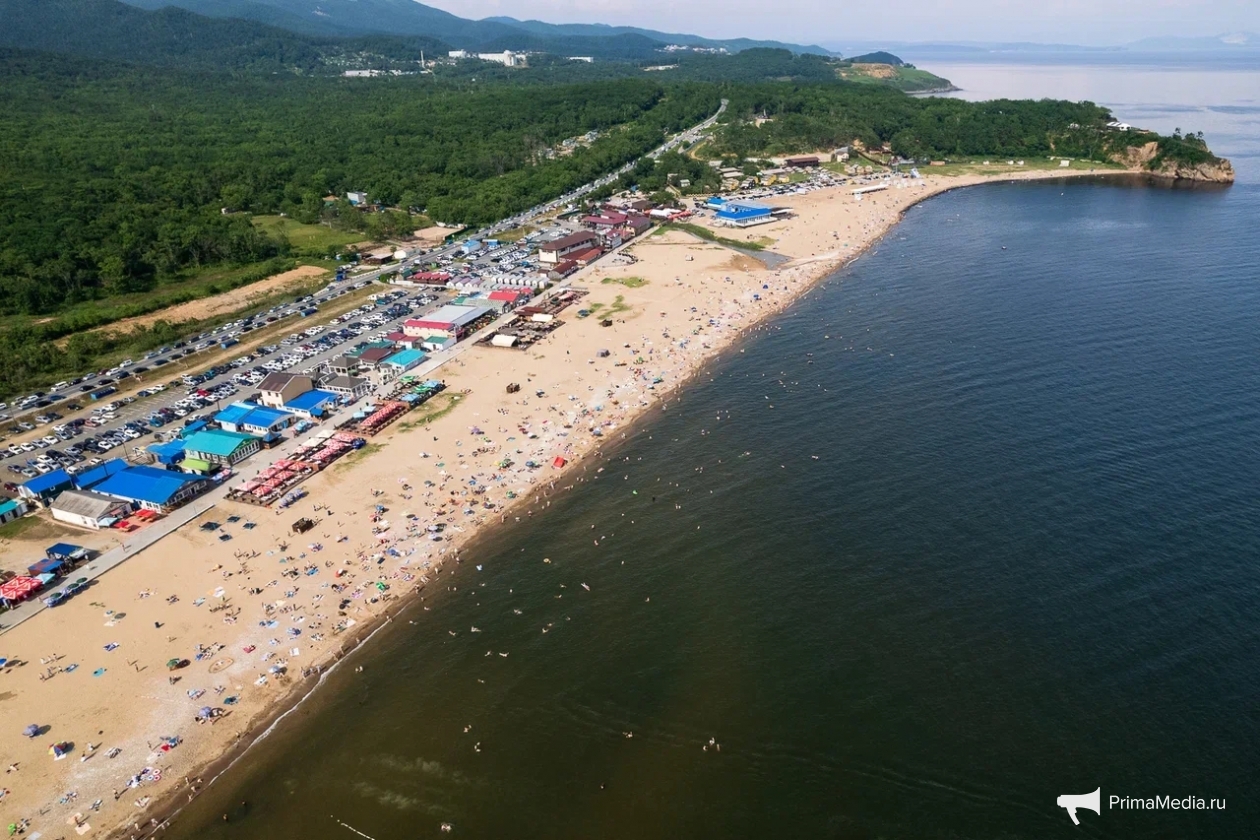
[0,575,42,602]
[552,457,567,468]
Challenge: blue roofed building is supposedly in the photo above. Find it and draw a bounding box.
[215,402,294,436]
[0,497,28,525]
[377,348,427,381]
[284,389,340,419]
[714,202,775,228]
[72,458,129,490]
[704,196,727,210]
[147,439,187,466]
[93,465,212,513]
[18,468,74,507]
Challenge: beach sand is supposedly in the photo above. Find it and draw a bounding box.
[0,170,1100,838]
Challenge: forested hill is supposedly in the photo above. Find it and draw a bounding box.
[0,0,453,71]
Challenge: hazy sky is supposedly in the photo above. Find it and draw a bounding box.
[422,0,1256,46]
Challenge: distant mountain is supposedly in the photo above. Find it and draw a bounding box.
[122,0,829,55]
[482,16,831,56]
[0,0,337,70]
[1126,32,1260,52]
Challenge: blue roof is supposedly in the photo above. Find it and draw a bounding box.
[147,440,187,458]
[183,429,257,457]
[93,466,204,505]
[0,498,22,516]
[45,542,83,559]
[73,458,129,490]
[214,403,253,426]
[217,403,291,430]
[716,202,771,220]
[23,469,72,494]
[285,390,339,411]
[383,348,426,368]
[705,196,727,207]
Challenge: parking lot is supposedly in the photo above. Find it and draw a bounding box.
[2,286,451,487]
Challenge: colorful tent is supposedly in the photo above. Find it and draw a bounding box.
[552,456,567,468]
[0,576,42,604]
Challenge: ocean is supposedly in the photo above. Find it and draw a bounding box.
[163,60,1260,839]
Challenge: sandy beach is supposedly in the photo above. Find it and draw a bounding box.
[0,170,1111,839]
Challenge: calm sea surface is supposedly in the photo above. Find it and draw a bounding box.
[165,62,1260,839]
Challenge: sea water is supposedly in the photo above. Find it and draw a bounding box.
[165,60,1260,839]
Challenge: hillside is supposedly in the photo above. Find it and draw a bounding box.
[124,0,831,55]
[0,0,334,71]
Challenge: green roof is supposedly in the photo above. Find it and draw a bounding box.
[183,429,257,457]
[182,458,213,473]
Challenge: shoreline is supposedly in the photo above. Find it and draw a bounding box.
[0,168,1145,840]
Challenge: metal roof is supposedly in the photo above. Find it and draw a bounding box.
[383,349,426,368]
[72,457,129,490]
[22,469,72,495]
[93,466,206,506]
[51,489,128,519]
[183,429,258,457]
[285,390,339,411]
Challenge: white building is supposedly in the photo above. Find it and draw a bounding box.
[448,50,469,59]
[50,489,132,530]
[477,51,521,67]
[568,56,594,63]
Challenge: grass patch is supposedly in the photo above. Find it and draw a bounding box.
[658,222,765,252]
[252,216,366,257]
[396,391,466,431]
[494,225,535,243]
[332,441,384,472]
[600,276,649,288]
[0,513,77,542]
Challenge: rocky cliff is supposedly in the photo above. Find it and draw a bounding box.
[1111,140,1235,183]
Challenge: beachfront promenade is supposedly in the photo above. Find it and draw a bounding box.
[0,288,565,636]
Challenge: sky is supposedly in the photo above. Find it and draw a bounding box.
[420,0,1257,47]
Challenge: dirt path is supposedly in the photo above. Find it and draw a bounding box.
[80,265,328,340]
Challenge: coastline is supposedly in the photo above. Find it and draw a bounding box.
[0,168,1139,840]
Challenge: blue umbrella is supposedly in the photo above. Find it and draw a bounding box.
[23,724,39,738]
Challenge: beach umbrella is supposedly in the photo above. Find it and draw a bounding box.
[23,724,39,738]
[198,707,213,719]
[0,658,7,668]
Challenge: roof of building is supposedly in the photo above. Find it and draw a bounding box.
[147,440,187,460]
[216,403,292,430]
[284,389,339,411]
[570,247,603,263]
[716,202,772,219]
[259,372,311,393]
[408,304,488,330]
[383,349,426,368]
[73,458,129,490]
[423,335,455,346]
[22,469,72,495]
[0,498,22,516]
[329,354,356,370]
[488,290,524,301]
[540,231,599,252]
[181,458,213,473]
[50,489,127,519]
[93,466,205,506]
[357,347,395,364]
[183,429,258,457]
[213,403,253,426]
[323,374,369,391]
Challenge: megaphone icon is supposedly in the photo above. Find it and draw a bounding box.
[1056,788,1101,825]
